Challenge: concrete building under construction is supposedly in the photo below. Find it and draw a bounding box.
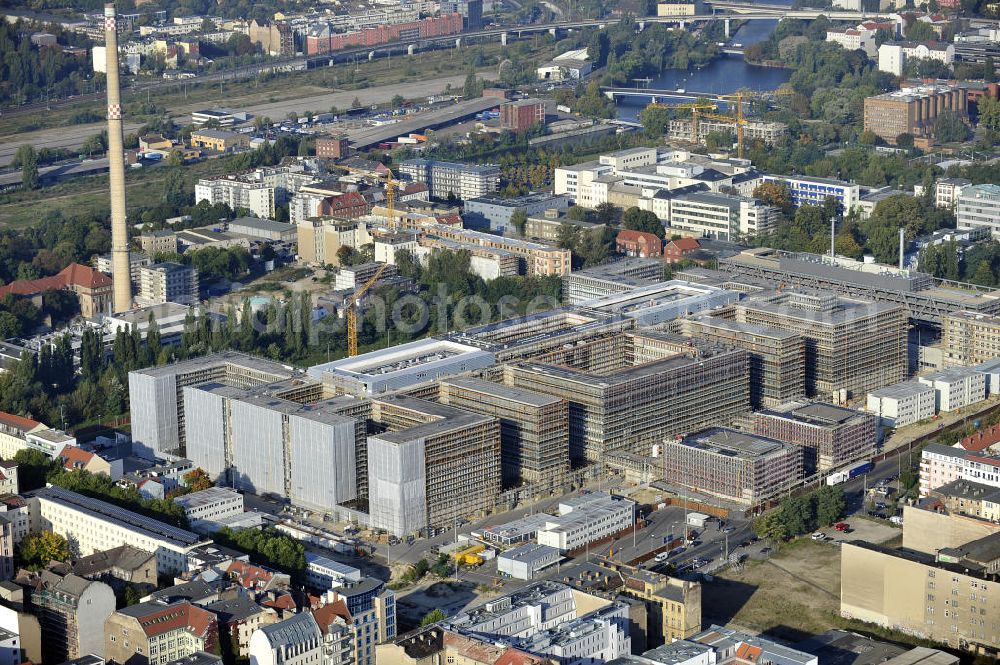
[753,401,877,474]
[680,313,806,408]
[367,394,501,537]
[502,332,750,466]
[732,290,907,399]
[439,376,569,491]
[942,310,1000,366]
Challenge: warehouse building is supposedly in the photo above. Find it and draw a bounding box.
[308,338,495,397]
[752,401,877,474]
[680,314,805,408]
[505,333,750,466]
[439,377,569,491]
[733,290,907,399]
[662,428,803,507]
[129,352,298,458]
[497,543,561,580]
[942,310,1000,366]
[866,381,937,428]
[367,395,501,537]
[227,217,297,243]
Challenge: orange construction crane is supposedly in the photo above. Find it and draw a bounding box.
[345,262,390,357]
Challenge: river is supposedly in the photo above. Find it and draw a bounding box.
[615,18,792,122]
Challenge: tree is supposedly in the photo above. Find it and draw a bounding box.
[622,207,665,239]
[895,133,915,150]
[753,511,789,541]
[753,181,790,209]
[705,129,735,151]
[816,486,846,527]
[595,202,619,225]
[510,208,528,237]
[463,72,482,99]
[12,449,57,491]
[183,468,213,492]
[638,104,672,138]
[978,95,1000,132]
[18,531,70,570]
[421,609,447,626]
[391,94,405,109]
[16,145,38,191]
[934,110,967,143]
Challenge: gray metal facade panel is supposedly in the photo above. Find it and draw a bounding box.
[367,436,426,537]
[231,399,284,496]
[128,372,178,458]
[288,415,357,512]
[182,387,228,481]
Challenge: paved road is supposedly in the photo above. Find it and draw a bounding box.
[0,121,143,169]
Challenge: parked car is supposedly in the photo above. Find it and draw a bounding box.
[654,552,670,562]
[834,522,850,532]
[722,525,735,533]
[811,532,826,541]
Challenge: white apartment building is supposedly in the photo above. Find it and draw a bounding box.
[29,487,209,575]
[195,177,276,219]
[397,159,501,201]
[878,41,955,76]
[918,367,987,412]
[934,177,971,210]
[826,27,876,57]
[668,192,778,240]
[866,381,936,428]
[137,262,199,307]
[919,443,1000,496]
[957,183,1000,238]
[536,493,635,553]
[554,160,615,207]
[174,487,244,533]
[305,553,362,590]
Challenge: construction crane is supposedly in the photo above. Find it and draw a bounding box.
[345,261,391,357]
[645,100,717,142]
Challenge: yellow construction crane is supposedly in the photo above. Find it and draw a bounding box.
[645,100,717,142]
[345,261,390,357]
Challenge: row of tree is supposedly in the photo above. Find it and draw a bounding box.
[754,485,847,541]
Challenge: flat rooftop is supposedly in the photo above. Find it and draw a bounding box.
[372,394,494,443]
[679,427,795,459]
[868,380,934,399]
[769,401,867,426]
[497,542,561,564]
[132,350,296,380]
[308,338,488,380]
[32,486,207,548]
[347,98,501,149]
[174,487,242,511]
[441,376,562,407]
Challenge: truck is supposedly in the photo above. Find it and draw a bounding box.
[451,544,486,566]
[826,460,874,486]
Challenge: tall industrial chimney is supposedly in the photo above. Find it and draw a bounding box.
[104,3,132,314]
[899,227,905,270]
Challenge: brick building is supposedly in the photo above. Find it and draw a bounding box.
[500,98,546,132]
[616,229,662,257]
[0,263,113,318]
[316,135,349,160]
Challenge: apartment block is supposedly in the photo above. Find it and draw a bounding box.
[841,539,1000,655]
[139,231,179,257]
[398,159,500,201]
[500,98,546,132]
[826,27,876,56]
[733,290,907,399]
[305,553,362,590]
[919,367,987,412]
[29,486,210,575]
[463,193,571,234]
[137,262,199,307]
[195,177,276,219]
[315,135,349,160]
[667,117,788,147]
[662,428,804,506]
[760,175,860,212]
[866,381,937,428]
[680,314,805,408]
[322,577,396,665]
[16,569,114,663]
[504,333,750,466]
[668,191,779,240]
[367,395,501,537]
[957,183,1000,239]
[104,600,218,665]
[919,444,1000,496]
[863,83,968,145]
[752,401,877,473]
[420,223,571,276]
[296,217,370,266]
[439,376,569,490]
[930,479,1000,521]
[248,612,322,665]
[934,177,971,209]
[0,412,45,461]
[128,352,298,458]
[877,41,955,77]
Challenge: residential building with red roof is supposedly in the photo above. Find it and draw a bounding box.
[663,237,701,263]
[319,191,372,219]
[616,229,663,258]
[227,560,290,594]
[0,263,113,318]
[59,446,116,478]
[0,460,17,497]
[0,410,46,460]
[105,600,218,665]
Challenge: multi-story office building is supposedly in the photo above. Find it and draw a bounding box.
[296,217,371,266]
[497,543,561,580]
[17,570,114,663]
[367,395,501,537]
[680,314,805,409]
[28,487,211,575]
[841,538,1000,654]
[137,262,200,306]
[561,258,662,304]
[421,223,571,276]
[439,377,569,490]
[866,381,937,428]
[184,383,369,512]
[877,41,955,76]
[500,98,546,132]
[516,602,632,664]
[0,411,45,461]
[128,352,298,458]
[957,183,1000,239]
[662,428,804,506]
[919,367,987,412]
[863,83,968,145]
[536,493,635,553]
[760,175,860,212]
[505,333,750,466]
[753,401,877,473]
[463,193,571,234]
[440,0,483,28]
[248,612,322,665]
[323,577,396,665]
[104,601,217,665]
[667,117,788,147]
[195,177,276,219]
[733,290,907,399]
[398,159,501,201]
[173,488,244,533]
[934,177,971,209]
[943,310,1000,366]
[667,191,778,240]
[305,553,362,590]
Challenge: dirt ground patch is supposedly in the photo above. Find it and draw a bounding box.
[703,539,842,642]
